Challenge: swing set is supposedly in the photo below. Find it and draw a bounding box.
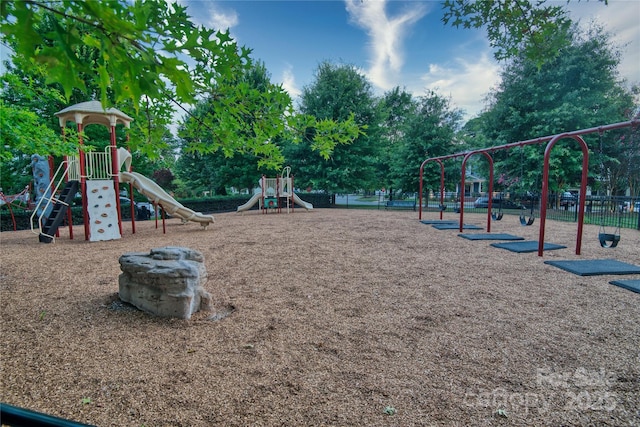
[418,119,638,256]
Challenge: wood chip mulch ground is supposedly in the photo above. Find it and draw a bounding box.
[1,208,639,426]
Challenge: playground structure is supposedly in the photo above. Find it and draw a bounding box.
[236,166,313,214]
[30,101,214,243]
[419,119,639,256]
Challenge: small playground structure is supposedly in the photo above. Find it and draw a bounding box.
[418,119,639,256]
[236,166,313,214]
[30,101,214,243]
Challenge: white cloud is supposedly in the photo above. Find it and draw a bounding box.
[179,1,239,31]
[281,64,301,99]
[344,0,428,90]
[206,9,239,32]
[418,53,501,120]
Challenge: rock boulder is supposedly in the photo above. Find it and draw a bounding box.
[118,246,212,319]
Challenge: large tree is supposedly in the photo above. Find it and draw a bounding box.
[475,23,636,196]
[377,87,415,196]
[175,61,282,195]
[284,62,381,193]
[386,89,463,195]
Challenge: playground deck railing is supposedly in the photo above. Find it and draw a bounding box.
[67,147,114,181]
[83,150,112,179]
[67,156,81,181]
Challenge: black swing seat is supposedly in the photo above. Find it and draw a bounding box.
[439,204,447,212]
[492,212,504,221]
[519,214,535,226]
[598,232,620,248]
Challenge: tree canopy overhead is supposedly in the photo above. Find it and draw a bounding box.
[1,0,361,170]
[443,0,580,66]
[1,0,247,109]
[3,0,602,107]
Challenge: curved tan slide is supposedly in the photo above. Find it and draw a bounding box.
[120,171,214,228]
[236,193,262,213]
[292,193,313,210]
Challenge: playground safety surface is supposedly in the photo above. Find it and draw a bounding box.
[1,209,639,426]
[544,259,640,276]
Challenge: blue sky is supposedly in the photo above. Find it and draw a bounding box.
[183,0,640,123]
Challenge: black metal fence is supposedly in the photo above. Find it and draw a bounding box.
[422,194,640,230]
[332,193,640,230]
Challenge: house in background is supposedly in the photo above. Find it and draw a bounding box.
[456,168,487,201]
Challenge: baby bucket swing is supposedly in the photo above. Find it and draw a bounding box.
[492,193,504,221]
[596,130,622,248]
[517,146,535,226]
[598,205,622,248]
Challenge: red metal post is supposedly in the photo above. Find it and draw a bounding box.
[64,154,74,240]
[261,175,266,214]
[484,152,495,232]
[125,139,135,235]
[459,159,466,232]
[77,123,90,241]
[109,125,124,236]
[277,175,281,214]
[418,159,426,220]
